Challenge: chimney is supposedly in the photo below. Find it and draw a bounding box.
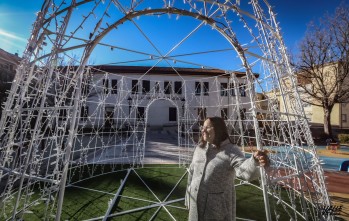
[15,53,18,57]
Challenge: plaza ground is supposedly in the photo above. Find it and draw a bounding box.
[316,147,349,220]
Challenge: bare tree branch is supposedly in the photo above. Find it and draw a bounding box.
[296,3,349,138]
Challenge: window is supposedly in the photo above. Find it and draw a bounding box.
[81,80,90,97]
[80,106,89,120]
[221,108,228,120]
[240,108,246,120]
[220,83,228,96]
[169,107,177,121]
[203,82,209,96]
[174,81,182,94]
[132,80,139,94]
[194,82,208,96]
[342,114,347,123]
[142,80,150,94]
[240,83,246,97]
[59,109,67,120]
[229,83,235,96]
[197,108,207,122]
[154,82,160,93]
[195,82,201,95]
[111,79,117,94]
[164,81,172,94]
[137,107,145,121]
[103,79,109,94]
[105,107,114,128]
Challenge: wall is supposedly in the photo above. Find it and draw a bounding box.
[147,99,177,126]
[341,103,349,128]
[83,71,251,128]
[311,104,340,126]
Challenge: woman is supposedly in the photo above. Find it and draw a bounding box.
[185,117,269,221]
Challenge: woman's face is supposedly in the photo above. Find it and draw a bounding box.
[202,119,215,144]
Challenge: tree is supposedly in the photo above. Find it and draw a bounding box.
[296,3,349,139]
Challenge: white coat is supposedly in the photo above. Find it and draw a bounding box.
[185,139,260,221]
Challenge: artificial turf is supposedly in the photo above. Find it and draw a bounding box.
[3,164,343,221]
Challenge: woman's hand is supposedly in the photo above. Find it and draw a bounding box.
[253,150,270,167]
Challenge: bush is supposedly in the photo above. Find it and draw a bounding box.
[338,134,349,144]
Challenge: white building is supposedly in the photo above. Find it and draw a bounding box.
[73,65,256,130]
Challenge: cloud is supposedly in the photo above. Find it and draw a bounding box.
[0,29,27,54]
[0,28,27,42]
[1,37,24,48]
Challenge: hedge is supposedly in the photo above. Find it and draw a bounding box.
[338,134,349,144]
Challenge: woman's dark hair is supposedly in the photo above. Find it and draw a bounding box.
[198,116,230,148]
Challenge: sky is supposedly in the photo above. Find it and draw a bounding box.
[0,0,344,62]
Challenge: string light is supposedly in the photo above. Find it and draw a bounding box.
[0,1,330,221]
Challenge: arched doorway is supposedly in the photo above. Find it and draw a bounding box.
[142,98,183,164]
[147,98,179,128]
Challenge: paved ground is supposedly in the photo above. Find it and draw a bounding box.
[143,129,187,164]
[86,128,194,165]
[324,171,349,220]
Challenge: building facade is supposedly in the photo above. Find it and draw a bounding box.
[78,66,254,129]
[0,48,22,116]
[0,48,21,72]
[310,103,349,129]
[272,62,349,130]
[296,62,349,129]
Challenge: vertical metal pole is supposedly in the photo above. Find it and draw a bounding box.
[55,63,84,221]
[12,63,56,220]
[231,73,246,151]
[183,81,189,166]
[244,69,272,221]
[232,42,272,220]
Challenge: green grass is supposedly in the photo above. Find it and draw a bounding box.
[63,165,188,221]
[236,181,299,221]
[2,164,339,220]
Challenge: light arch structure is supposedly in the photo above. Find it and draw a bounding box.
[0,0,332,220]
